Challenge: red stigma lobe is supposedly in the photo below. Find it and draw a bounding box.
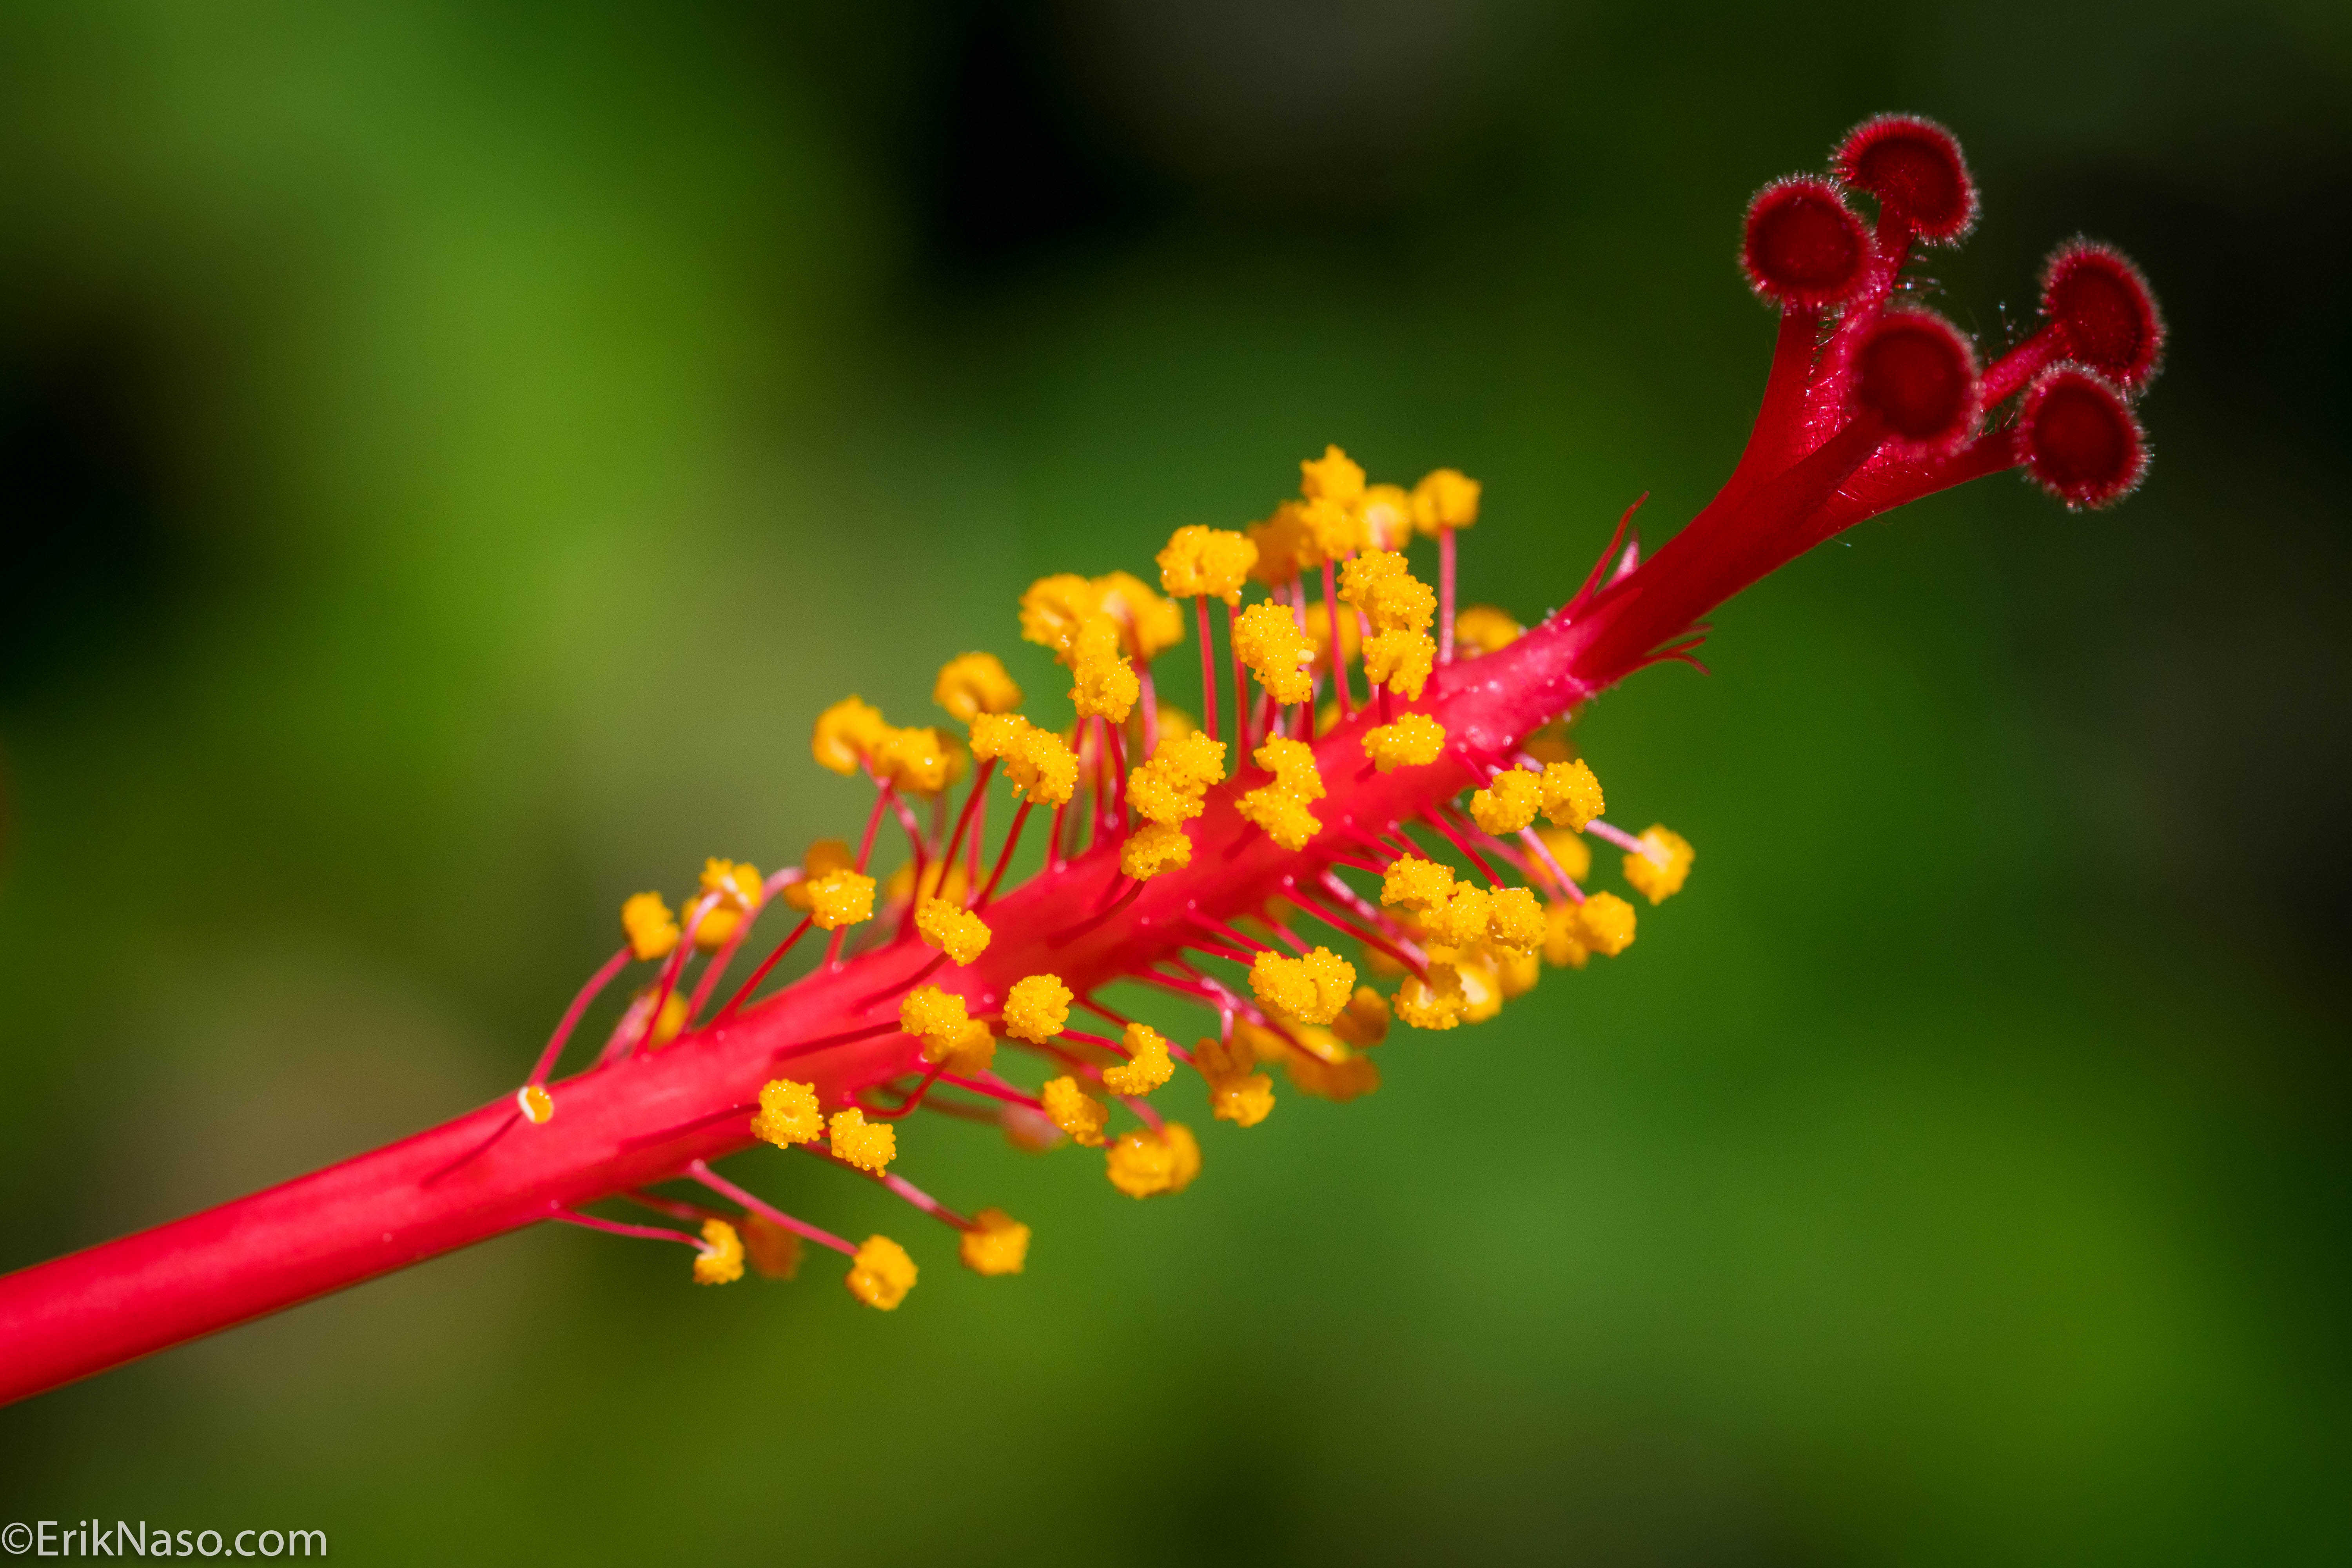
[2042,241,2166,391]
[1835,114,1978,242]
[1743,178,1870,308]
[2022,365,2148,508]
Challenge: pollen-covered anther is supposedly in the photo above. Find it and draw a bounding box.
[1104,1123,1202,1198]
[959,1208,1030,1276]
[1835,113,1977,243]
[934,651,1023,724]
[1233,601,1315,706]
[804,868,876,931]
[1539,759,1604,829]
[873,726,955,795]
[1381,855,1456,913]
[782,839,854,909]
[1363,713,1446,771]
[1129,730,1227,824]
[2021,365,2148,510]
[630,987,688,1049]
[1250,946,1357,1026]
[694,858,764,950]
[901,984,975,1063]
[2040,241,2165,392]
[1470,769,1543,834]
[1004,973,1073,1044]
[1412,468,1480,534]
[828,1108,897,1174]
[1238,738,1325,850]
[846,1234,916,1310]
[1622,826,1695,904]
[1354,483,1416,550]
[1301,443,1366,506]
[1453,605,1522,656]
[1122,822,1192,880]
[751,1078,823,1147]
[1069,615,1140,723]
[1363,628,1436,699]
[1340,551,1435,635]
[1576,891,1638,957]
[1852,308,1982,455]
[1394,965,1465,1030]
[1486,886,1546,955]
[693,1219,745,1285]
[1195,1036,1275,1127]
[1422,884,1493,951]
[1041,1076,1109,1147]
[515,1084,554,1125]
[1742,177,1870,307]
[1091,570,1185,660]
[1019,574,1102,663]
[915,898,991,965]
[1004,727,1078,807]
[1103,1023,1174,1096]
[812,696,890,777]
[621,892,679,961]
[1157,525,1258,605]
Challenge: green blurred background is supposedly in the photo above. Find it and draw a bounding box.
[2,1,2346,1561]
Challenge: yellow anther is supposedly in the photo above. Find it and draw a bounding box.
[1128,729,1227,825]
[1247,501,1311,586]
[1536,825,1592,883]
[1470,769,1542,835]
[1524,721,1574,766]
[884,857,970,911]
[1422,884,1492,951]
[805,869,876,931]
[1210,1070,1275,1127]
[1306,599,1362,671]
[1104,1123,1201,1198]
[934,651,1023,724]
[1041,1076,1108,1147]
[1454,604,1523,655]
[516,1084,554,1125]
[940,1021,996,1077]
[693,858,765,950]
[1622,826,1695,904]
[1363,629,1435,699]
[782,840,855,911]
[1486,886,1545,956]
[1412,467,1481,533]
[1283,1045,1381,1102]
[739,1214,803,1279]
[1226,1020,1291,1068]
[967,710,1033,762]
[1362,713,1446,771]
[1339,550,1435,635]
[1236,737,1325,850]
[633,987,688,1049]
[828,1107,896,1174]
[1355,483,1416,550]
[1575,891,1637,956]
[1249,946,1357,1026]
[1298,497,1367,565]
[1069,615,1141,723]
[1157,525,1259,606]
[901,984,974,1063]
[1122,821,1192,880]
[1380,855,1456,913]
[1452,948,1505,1024]
[1092,570,1186,661]
[1005,727,1078,806]
[1004,973,1072,1044]
[873,726,954,794]
[693,1218,745,1286]
[1102,1023,1174,1096]
[621,892,679,962]
[1019,573,1102,662]
[1539,759,1605,831]
[813,696,890,777]
[1543,900,1590,969]
[1394,965,1466,1029]
[914,898,991,965]
[1154,704,1200,743]
[1300,444,1367,507]
[1497,942,1541,999]
[959,1208,1031,1276]
[1330,986,1390,1048]
[846,1234,917,1310]
[1232,601,1315,706]
[751,1078,823,1148]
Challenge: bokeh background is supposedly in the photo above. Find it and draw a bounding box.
[3,1,2346,1562]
